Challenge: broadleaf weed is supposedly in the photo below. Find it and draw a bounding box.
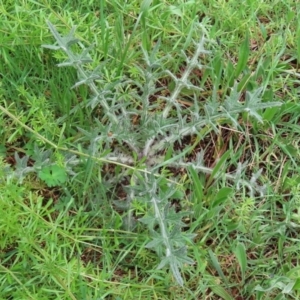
[38,20,283,286]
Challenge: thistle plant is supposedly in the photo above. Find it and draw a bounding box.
[42,21,282,286]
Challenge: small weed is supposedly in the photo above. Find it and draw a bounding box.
[1,0,300,298]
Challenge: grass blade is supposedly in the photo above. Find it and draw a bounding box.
[188,166,204,204]
[207,150,231,186]
[234,33,250,78]
[208,250,229,286]
[210,285,233,300]
[234,242,247,283]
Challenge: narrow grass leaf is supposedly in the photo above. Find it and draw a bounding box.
[226,60,235,87]
[255,277,296,293]
[235,33,249,78]
[258,18,267,40]
[207,150,231,186]
[212,187,233,207]
[234,242,247,283]
[188,166,203,204]
[237,72,253,91]
[208,250,228,285]
[141,0,153,12]
[152,145,191,171]
[262,106,279,122]
[210,285,233,300]
[293,278,300,291]
[297,23,300,64]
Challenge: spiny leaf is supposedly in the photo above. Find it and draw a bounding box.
[45,20,79,50]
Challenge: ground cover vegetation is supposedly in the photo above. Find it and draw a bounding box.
[1,0,300,299]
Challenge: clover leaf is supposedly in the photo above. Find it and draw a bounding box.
[38,165,67,187]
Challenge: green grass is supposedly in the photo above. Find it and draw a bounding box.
[1,0,300,299]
